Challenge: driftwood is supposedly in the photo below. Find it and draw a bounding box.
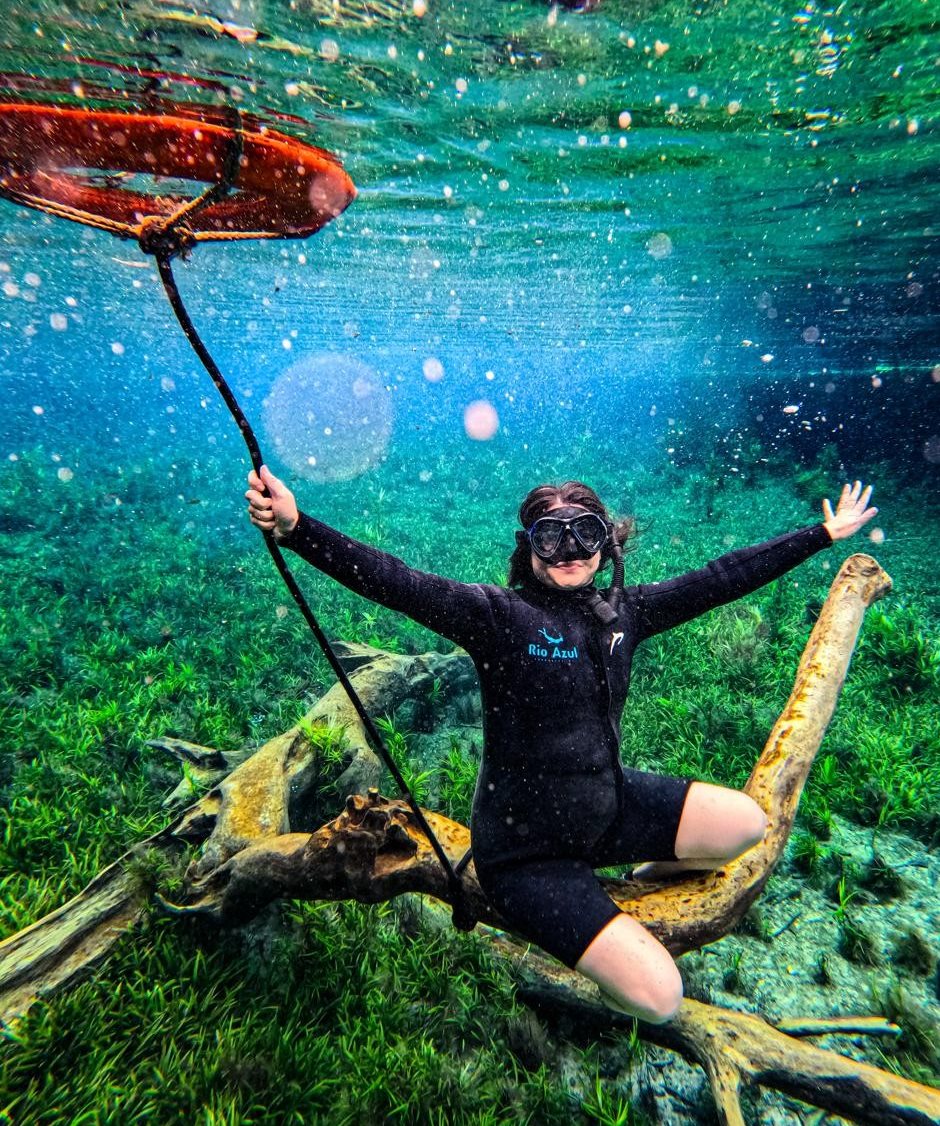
[0,823,187,1022]
[159,550,897,954]
[2,553,937,1124]
[162,641,478,877]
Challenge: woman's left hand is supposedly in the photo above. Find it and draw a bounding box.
[822,481,878,541]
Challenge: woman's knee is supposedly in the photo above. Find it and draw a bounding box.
[575,915,684,1024]
[600,957,683,1023]
[633,960,684,1023]
[738,795,769,852]
[675,783,768,859]
[654,973,684,1023]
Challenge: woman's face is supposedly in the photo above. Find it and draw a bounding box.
[530,501,602,590]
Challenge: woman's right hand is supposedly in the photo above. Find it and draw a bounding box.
[246,465,299,541]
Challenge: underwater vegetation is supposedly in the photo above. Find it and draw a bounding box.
[1,443,938,1120]
[0,902,588,1125]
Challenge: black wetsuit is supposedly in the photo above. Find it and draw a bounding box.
[282,515,832,966]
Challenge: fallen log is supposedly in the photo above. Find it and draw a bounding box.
[0,642,475,1025]
[595,549,895,953]
[0,822,187,1022]
[177,642,475,877]
[160,553,895,959]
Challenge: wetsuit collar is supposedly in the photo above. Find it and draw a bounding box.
[520,573,599,607]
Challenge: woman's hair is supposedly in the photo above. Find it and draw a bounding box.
[507,481,635,587]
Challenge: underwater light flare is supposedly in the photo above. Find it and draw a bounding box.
[263,354,393,482]
[423,356,444,382]
[464,399,499,440]
[646,232,673,259]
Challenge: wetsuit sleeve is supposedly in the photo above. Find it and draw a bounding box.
[278,511,498,652]
[630,523,833,641]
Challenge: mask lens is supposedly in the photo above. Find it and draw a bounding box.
[571,514,606,553]
[529,518,565,559]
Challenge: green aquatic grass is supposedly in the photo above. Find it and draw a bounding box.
[1,445,937,1118]
[0,903,583,1125]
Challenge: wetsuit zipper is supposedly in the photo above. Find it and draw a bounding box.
[585,623,624,815]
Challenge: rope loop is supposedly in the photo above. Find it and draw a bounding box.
[0,100,469,931]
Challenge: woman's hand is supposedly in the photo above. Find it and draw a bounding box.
[246,465,299,541]
[822,481,878,541]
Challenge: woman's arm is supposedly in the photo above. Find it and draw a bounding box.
[246,466,499,650]
[632,480,877,640]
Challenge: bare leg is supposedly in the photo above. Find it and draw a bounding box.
[633,781,767,881]
[575,913,684,1024]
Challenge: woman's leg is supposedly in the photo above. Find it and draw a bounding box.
[575,912,684,1023]
[476,858,683,1023]
[633,780,767,880]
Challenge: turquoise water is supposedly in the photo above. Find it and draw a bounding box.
[1,0,937,483]
[0,1,937,1122]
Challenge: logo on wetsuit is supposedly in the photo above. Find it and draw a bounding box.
[528,627,580,661]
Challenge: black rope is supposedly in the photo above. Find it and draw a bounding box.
[153,260,473,926]
[143,114,473,928]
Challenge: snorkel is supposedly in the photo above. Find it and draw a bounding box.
[582,532,623,625]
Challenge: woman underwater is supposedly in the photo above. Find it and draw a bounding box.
[246,468,876,1024]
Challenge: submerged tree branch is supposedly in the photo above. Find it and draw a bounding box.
[0,822,187,1022]
[597,550,894,954]
[160,553,894,958]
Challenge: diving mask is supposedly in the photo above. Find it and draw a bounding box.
[526,508,610,562]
